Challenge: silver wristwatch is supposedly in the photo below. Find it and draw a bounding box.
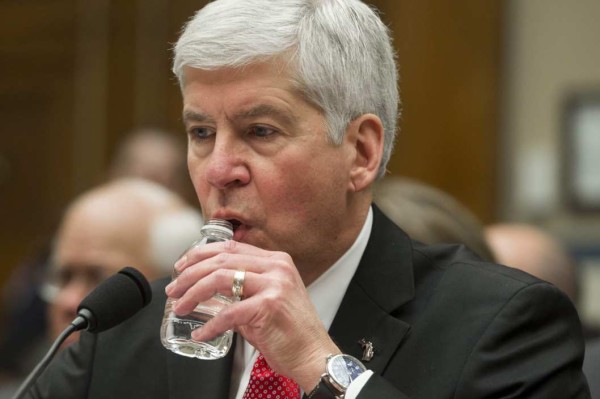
[306,354,367,399]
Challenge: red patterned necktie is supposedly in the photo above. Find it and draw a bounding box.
[242,353,301,399]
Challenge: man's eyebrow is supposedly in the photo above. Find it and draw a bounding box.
[182,104,297,126]
[182,110,214,124]
[232,104,297,126]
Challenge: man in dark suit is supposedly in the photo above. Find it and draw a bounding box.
[584,339,600,398]
[26,0,589,398]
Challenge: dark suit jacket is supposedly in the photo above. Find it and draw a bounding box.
[584,339,600,398]
[27,207,590,398]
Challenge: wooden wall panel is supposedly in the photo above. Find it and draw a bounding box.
[371,0,502,223]
[0,0,207,311]
[0,0,78,289]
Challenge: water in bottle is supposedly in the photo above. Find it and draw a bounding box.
[160,219,235,360]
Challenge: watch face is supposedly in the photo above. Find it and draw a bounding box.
[327,354,367,389]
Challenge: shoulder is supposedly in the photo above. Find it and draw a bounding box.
[409,241,583,343]
[414,240,553,296]
[412,244,588,397]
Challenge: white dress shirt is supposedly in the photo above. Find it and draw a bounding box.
[230,207,374,399]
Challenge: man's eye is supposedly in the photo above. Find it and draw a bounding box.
[53,269,73,288]
[248,125,277,138]
[189,127,214,140]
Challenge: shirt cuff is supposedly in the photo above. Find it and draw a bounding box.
[345,370,373,399]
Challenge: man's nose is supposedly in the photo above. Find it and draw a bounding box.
[205,135,251,189]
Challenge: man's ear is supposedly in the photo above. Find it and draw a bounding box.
[347,113,384,192]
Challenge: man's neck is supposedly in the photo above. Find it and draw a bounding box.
[298,203,372,286]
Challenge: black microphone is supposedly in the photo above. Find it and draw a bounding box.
[12,267,152,399]
[74,266,152,332]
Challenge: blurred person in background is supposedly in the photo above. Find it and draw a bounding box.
[0,178,203,398]
[44,178,203,347]
[0,126,196,384]
[107,127,196,205]
[485,223,579,305]
[374,176,495,262]
[0,242,51,385]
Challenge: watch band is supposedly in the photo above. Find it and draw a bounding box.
[305,353,366,399]
[305,375,341,399]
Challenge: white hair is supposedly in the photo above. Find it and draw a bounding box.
[173,0,399,178]
[149,208,204,275]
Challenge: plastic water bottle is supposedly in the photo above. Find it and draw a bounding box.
[160,219,234,360]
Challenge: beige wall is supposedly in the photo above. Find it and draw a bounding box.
[502,0,600,223]
[502,0,600,325]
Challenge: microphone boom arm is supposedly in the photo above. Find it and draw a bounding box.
[12,319,85,399]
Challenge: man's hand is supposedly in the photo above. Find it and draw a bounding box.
[164,240,341,392]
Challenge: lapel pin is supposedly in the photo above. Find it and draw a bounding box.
[358,339,375,362]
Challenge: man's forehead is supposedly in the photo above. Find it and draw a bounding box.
[181,58,292,82]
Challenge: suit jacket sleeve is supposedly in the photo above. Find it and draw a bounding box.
[454,282,590,398]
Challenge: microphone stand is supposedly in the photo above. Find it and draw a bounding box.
[10,266,150,399]
[11,316,88,399]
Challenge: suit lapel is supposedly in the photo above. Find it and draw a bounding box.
[329,206,414,375]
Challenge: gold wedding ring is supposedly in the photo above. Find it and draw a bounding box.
[232,270,245,301]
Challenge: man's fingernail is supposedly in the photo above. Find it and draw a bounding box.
[191,328,203,341]
[165,282,174,294]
